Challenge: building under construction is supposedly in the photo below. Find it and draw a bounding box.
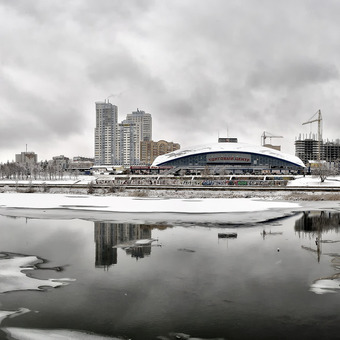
[295,135,322,164]
[295,109,340,164]
[296,137,340,164]
[324,140,340,162]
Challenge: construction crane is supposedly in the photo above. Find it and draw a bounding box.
[261,131,283,146]
[302,110,322,163]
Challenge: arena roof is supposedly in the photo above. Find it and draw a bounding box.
[152,142,305,167]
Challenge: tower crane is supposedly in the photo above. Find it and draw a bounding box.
[302,110,322,163]
[261,131,283,146]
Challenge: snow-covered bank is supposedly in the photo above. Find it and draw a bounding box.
[0,193,298,213]
[287,176,340,187]
[1,174,340,222]
[0,193,305,224]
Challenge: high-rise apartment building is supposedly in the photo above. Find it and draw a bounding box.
[94,101,118,165]
[126,109,152,142]
[116,120,140,166]
[95,102,154,166]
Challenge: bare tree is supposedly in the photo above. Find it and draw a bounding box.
[312,163,337,183]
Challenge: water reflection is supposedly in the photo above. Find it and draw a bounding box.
[94,222,167,269]
[295,211,340,294]
[295,210,340,233]
[1,211,340,338]
[295,211,340,261]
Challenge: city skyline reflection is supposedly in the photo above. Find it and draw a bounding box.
[94,222,169,269]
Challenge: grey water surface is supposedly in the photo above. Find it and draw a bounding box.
[0,210,339,340]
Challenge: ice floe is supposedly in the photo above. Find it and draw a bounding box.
[310,279,340,294]
[0,253,68,293]
[3,328,122,340]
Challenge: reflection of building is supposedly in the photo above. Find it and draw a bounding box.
[94,222,118,269]
[94,222,154,269]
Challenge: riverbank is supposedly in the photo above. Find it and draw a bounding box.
[1,175,340,201]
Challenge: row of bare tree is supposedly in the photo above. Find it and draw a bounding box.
[0,162,80,181]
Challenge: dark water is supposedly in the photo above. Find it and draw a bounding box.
[0,211,339,339]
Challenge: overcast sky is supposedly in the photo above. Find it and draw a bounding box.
[1,0,340,162]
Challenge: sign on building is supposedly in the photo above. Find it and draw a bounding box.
[206,153,251,164]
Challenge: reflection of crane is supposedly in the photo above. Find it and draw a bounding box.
[300,211,324,263]
[301,241,322,263]
[261,131,283,146]
[302,110,323,162]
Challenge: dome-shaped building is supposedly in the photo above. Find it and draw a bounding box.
[152,142,305,173]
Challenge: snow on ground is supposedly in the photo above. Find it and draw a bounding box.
[0,191,306,224]
[0,175,94,186]
[2,174,340,187]
[1,175,340,222]
[0,193,298,214]
[287,176,340,187]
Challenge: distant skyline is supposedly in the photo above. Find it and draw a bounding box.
[1,0,340,162]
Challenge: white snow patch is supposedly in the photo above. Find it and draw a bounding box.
[3,328,121,340]
[0,193,299,213]
[287,176,340,187]
[0,308,30,325]
[0,254,67,294]
[310,279,340,294]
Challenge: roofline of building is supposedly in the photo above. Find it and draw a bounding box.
[152,142,305,168]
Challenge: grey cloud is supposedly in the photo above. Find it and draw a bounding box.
[1,0,340,160]
[87,51,147,85]
[0,75,84,149]
[0,0,153,23]
[248,60,339,90]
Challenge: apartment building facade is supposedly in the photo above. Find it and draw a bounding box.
[140,140,180,165]
[94,101,118,165]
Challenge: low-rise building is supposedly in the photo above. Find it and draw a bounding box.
[15,151,38,166]
[153,141,304,174]
[140,140,180,165]
[51,155,70,170]
[68,156,94,173]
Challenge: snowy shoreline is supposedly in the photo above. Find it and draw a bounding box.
[1,175,340,201]
[0,192,339,224]
[1,175,340,222]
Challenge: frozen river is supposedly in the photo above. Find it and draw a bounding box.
[0,197,339,339]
